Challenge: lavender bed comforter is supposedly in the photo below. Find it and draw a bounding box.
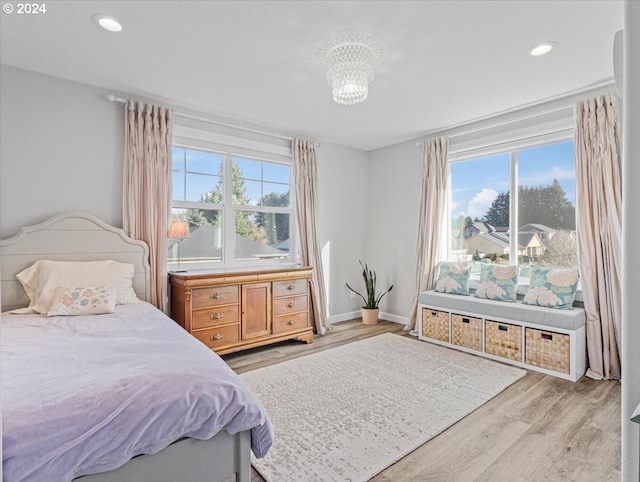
[1,303,273,482]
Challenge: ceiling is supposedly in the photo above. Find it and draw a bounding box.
[0,0,624,151]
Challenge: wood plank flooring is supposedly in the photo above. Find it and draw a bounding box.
[223,320,621,482]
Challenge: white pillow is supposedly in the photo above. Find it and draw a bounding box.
[13,260,140,314]
[47,286,118,316]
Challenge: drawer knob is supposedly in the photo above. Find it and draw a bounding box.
[286,319,296,325]
[210,292,223,299]
[210,333,223,340]
[286,284,295,290]
[210,313,224,320]
[287,301,296,308]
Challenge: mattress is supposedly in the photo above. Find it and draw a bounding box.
[1,302,273,482]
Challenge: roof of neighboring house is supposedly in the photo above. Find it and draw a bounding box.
[468,232,509,249]
[519,223,555,233]
[467,221,495,233]
[518,232,539,247]
[168,223,286,259]
[467,232,542,250]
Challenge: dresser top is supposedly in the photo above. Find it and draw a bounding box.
[169,266,312,287]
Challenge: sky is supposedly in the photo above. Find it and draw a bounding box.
[172,147,290,205]
[450,140,575,222]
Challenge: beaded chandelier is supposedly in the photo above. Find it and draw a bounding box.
[318,36,383,105]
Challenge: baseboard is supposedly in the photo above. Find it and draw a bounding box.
[329,311,408,326]
[380,312,408,326]
[329,311,361,324]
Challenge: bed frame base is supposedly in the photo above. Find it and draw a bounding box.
[75,430,251,482]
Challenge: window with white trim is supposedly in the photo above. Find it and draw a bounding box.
[169,145,295,270]
[448,139,577,280]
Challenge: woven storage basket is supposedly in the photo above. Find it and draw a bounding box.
[485,320,522,361]
[451,313,482,351]
[525,328,570,374]
[422,308,450,342]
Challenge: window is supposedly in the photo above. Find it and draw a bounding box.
[169,146,294,270]
[449,140,577,279]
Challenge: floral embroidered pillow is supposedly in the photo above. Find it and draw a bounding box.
[434,262,471,295]
[47,286,118,316]
[522,267,579,310]
[475,264,520,302]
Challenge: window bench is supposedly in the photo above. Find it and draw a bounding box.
[417,290,587,381]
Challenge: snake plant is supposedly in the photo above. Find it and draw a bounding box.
[346,261,393,309]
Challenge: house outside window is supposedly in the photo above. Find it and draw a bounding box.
[169,145,295,270]
[449,139,577,281]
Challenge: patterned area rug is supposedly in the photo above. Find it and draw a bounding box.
[241,333,526,482]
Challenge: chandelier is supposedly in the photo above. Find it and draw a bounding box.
[318,36,383,105]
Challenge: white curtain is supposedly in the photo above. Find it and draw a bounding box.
[123,101,173,312]
[575,94,622,380]
[408,137,449,332]
[293,139,330,334]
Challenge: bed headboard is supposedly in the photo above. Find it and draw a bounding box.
[1,212,151,312]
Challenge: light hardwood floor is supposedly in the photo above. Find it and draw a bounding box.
[223,320,621,482]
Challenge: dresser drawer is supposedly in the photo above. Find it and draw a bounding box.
[191,285,239,308]
[192,305,240,330]
[192,324,240,350]
[272,279,308,298]
[273,312,309,334]
[273,294,308,316]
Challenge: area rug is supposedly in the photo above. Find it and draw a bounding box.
[241,333,526,482]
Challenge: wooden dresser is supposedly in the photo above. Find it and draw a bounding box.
[169,267,314,355]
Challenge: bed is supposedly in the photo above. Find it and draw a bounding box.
[1,212,273,482]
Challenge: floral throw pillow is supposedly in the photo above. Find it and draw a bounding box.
[434,262,471,295]
[522,267,579,310]
[47,286,118,316]
[475,264,520,302]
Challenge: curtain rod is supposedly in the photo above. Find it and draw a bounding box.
[106,94,321,146]
[413,79,614,147]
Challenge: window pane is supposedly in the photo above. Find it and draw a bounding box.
[173,148,223,203]
[260,185,290,207]
[234,211,290,261]
[234,157,262,180]
[239,179,261,206]
[172,171,185,201]
[185,173,221,203]
[449,153,510,275]
[168,209,222,268]
[518,141,576,271]
[186,149,222,175]
[231,158,291,207]
[263,163,290,183]
[172,147,185,172]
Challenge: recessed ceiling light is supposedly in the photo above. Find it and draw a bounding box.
[530,41,557,56]
[92,14,123,33]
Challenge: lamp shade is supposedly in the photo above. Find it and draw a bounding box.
[167,220,190,239]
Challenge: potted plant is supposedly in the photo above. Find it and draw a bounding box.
[346,261,393,325]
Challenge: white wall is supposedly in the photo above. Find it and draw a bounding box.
[366,140,423,322]
[0,65,124,238]
[0,65,370,323]
[621,1,640,479]
[316,144,369,322]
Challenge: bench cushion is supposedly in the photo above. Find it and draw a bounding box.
[419,290,585,331]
